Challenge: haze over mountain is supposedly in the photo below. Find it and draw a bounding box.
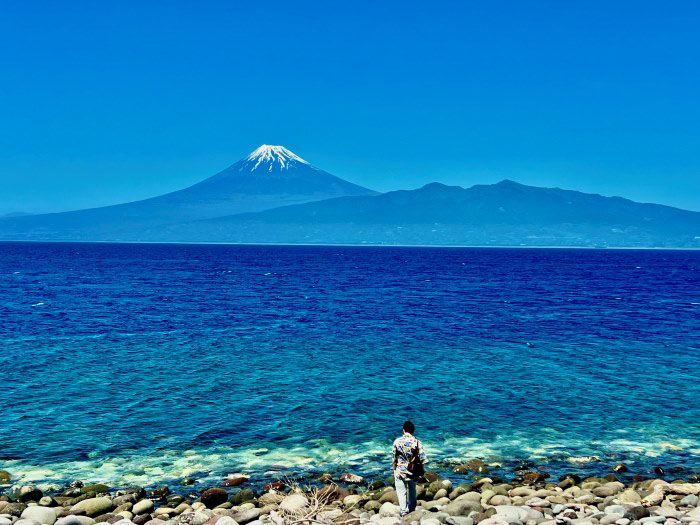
[0,145,376,240]
[1,146,699,247]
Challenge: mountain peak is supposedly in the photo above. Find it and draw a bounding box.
[242,144,310,173]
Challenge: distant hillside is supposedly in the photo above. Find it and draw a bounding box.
[0,145,376,241]
[171,180,700,247]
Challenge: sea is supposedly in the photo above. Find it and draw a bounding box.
[1,242,699,490]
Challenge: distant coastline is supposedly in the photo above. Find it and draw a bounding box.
[1,239,699,250]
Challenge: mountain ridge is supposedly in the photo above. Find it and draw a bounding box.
[1,147,699,247]
[0,145,377,240]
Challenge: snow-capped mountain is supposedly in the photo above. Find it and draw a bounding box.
[0,145,377,241]
[239,144,310,173]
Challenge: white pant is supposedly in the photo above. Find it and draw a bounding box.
[395,477,417,516]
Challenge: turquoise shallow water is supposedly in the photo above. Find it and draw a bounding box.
[1,242,699,489]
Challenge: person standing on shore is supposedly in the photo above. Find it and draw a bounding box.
[392,420,428,517]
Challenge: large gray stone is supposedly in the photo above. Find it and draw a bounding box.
[605,506,627,516]
[446,518,474,525]
[686,508,700,520]
[132,501,154,516]
[378,503,399,518]
[230,509,259,525]
[442,498,482,517]
[278,494,308,514]
[16,520,42,525]
[71,498,114,518]
[56,516,96,525]
[494,506,543,522]
[21,507,57,525]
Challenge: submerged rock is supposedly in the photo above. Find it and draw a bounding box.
[339,473,364,484]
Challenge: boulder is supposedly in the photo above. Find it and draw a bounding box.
[221,478,248,488]
[0,470,11,483]
[130,500,152,516]
[230,508,260,525]
[339,473,364,484]
[364,500,381,512]
[680,494,699,506]
[21,507,58,525]
[278,494,308,513]
[686,508,700,520]
[257,493,284,506]
[494,505,543,522]
[20,487,44,503]
[510,487,535,498]
[378,502,399,517]
[342,495,365,508]
[213,518,238,525]
[442,498,482,516]
[70,498,114,517]
[402,509,425,522]
[56,517,96,525]
[16,520,42,525]
[446,518,474,525]
[619,490,642,504]
[229,490,254,506]
[378,490,399,505]
[605,505,627,516]
[318,485,350,503]
[80,486,110,495]
[201,489,228,509]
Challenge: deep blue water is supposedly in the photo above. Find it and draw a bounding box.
[1,242,699,489]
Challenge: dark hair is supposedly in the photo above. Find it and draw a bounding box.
[403,420,415,434]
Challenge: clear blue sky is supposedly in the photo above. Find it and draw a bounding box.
[2,0,699,214]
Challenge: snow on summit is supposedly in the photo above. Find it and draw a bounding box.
[242,145,310,173]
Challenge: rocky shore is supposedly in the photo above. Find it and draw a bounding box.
[2,468,700,525]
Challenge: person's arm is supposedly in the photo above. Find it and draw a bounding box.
[418,440,428,464]
[392,441,398,471]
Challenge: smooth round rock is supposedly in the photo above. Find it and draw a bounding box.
[21,507,57,525]
[17,520,42,525]
[70,498,114,518]
[278,494,309,514]
[131,501,153,516]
